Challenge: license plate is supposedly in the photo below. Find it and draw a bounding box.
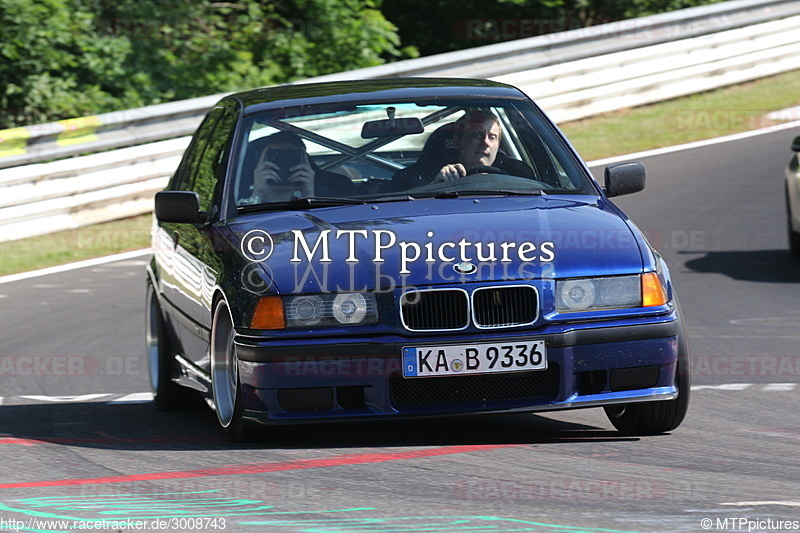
[402,340,546,378]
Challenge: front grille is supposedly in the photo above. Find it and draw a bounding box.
[400,285,540,331]
[401,289,468,331]
[473,285,538,328]
[390,365,559,407]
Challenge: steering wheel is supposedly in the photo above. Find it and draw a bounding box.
[465,165,505,176]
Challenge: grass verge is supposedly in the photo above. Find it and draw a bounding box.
[1,70,799,276]
[560,69,800,161]
[0,215,153,277]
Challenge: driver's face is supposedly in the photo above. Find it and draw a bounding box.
[457,119,501,168]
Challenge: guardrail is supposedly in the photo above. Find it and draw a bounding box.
[499,13,800,122]
[1,0,799,242]
[0,138,188,240]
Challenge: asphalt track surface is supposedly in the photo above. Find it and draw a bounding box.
[1,125,800,533]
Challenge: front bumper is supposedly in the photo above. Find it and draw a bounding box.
[235,315,681,424]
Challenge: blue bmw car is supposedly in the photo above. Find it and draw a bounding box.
[146,78,690,441]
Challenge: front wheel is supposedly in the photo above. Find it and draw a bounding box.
[210,300,250,442]
[604,314,691,435]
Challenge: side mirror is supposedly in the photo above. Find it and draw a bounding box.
[604,162,645,197]
[154,191,208,224]
[792,136,800,153]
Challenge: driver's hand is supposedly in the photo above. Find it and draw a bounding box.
[434,163,467,182]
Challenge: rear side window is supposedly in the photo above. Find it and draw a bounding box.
[193,107,238,214]
[169,107,226,193]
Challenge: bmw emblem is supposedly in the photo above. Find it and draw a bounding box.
[454,261,477,275]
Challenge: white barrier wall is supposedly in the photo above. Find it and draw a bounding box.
[497,14,800,123]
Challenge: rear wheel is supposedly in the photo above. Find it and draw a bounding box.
[210,300,250,442]
[604,311,691,435]
[145,282,193,410]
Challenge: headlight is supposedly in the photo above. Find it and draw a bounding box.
[251,292,379,329]
[557,279,598,311]
[332,293,369,324]
[287,295,325,326]
[556,273,667,313]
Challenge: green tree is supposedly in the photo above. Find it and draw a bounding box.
[0,0,138,127]
[382,0,721,57]
[0,0,408,129]
[0,0,720,130]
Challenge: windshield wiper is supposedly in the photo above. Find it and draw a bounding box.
[364,194,417,203]
[433,189,546,199]
[287,196,367,208]
[237,197,366,213]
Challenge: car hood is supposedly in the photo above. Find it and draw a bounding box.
[227,196,645,293]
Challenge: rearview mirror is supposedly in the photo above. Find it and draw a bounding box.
[604,162,645,197]
[361,117,424,138]
[361,106,424,138]
[155,191,208,224]
[792,135,800,153]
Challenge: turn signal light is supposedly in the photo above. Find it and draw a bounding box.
[250,296,285,329]
[642,272,668,307]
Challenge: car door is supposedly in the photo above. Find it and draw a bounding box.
[156,102,240,368]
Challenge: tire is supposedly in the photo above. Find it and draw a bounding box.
[786,187,800,257]
[145,282,193,410]
[789,227,800,258]
[604,309,691,436]
[210,299,250,442]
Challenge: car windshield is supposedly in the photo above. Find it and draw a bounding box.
[231,98,596,210]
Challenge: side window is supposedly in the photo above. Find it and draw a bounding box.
[193,106,239,214]
[169,107,226,192]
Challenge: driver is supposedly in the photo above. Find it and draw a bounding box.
[389,110,535,190]
[436,109,502,182]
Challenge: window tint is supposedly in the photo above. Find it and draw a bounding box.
[169,107,226,193]
[231,98,595,209]
[193,106,238,214]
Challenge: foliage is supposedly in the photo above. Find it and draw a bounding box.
[0,0,407,129]
[382,0,722,57]
[0,0,137,126]
[1,0,723,129]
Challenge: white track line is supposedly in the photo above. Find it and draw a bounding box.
[0,249,151,286]
[721,501,800,507]
[18,394,112,403]
[109,392,154,404]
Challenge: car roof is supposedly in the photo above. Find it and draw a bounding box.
[227,78,528,116]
